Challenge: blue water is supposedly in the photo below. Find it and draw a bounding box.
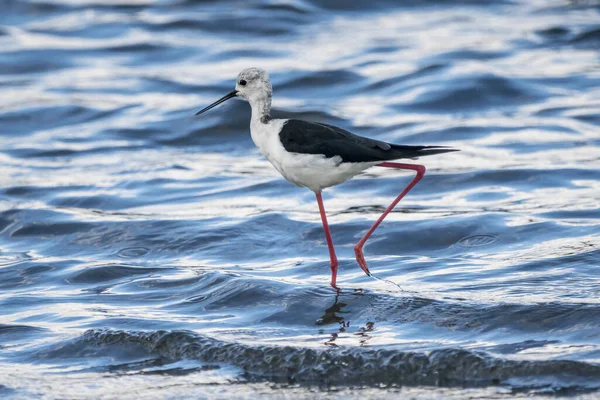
[1,0,600,398]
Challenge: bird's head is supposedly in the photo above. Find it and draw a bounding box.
[195,67,272,116]
[235,67,272,102]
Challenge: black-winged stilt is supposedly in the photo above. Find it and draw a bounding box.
[196,67,458,288]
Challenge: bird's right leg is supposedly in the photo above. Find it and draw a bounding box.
[354,163,426,276]
[315,191,338,288]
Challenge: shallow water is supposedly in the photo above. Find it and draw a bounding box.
[1,0,600,398]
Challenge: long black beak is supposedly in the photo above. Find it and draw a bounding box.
[195,90,238,116]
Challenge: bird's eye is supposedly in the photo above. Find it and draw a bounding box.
[239,79,247,86]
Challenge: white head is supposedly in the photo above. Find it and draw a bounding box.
[235,67,272,103]
[195,67,272,121]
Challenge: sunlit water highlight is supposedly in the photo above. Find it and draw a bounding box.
[0,0,599,398]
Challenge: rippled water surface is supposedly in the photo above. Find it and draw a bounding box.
[1,0,600,398]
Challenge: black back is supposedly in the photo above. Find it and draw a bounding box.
[279,119,456,163]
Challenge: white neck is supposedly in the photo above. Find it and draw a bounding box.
[249,94,272,124]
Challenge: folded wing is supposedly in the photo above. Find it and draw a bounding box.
[279,119,458,163]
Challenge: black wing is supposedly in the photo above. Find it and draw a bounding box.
[279,119,457,163]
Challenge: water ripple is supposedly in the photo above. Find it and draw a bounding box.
[0,0,599,398]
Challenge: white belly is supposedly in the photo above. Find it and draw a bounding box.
[278,153,375,191]
[250,119,376,192]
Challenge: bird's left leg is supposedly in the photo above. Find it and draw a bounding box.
[316,191,338,288]
[354,162,426,276]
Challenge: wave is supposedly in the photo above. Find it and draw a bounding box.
[31,328,600,393]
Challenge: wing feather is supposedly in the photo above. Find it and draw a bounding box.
[279,119,457,163]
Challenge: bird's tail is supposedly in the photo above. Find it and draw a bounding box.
[390,144,459,159]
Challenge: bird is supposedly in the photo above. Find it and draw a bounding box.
[195,67,457,288]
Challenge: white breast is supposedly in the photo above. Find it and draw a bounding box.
[250,119,376,192]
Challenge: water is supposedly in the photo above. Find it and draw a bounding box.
[1,0,599,398]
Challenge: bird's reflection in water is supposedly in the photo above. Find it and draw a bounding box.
[325,332,339,347]
[355,321,375,346]
[316,290,346,326]
[315,289,375,347]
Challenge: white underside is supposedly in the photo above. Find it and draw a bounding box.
[250,118,377,192]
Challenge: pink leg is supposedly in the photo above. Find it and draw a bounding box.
[354,162,426,276]
[316,191,338,288]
